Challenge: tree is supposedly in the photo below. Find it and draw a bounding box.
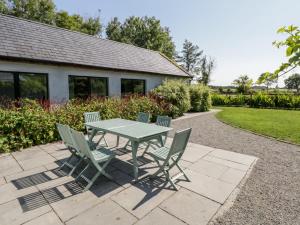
[176,39,203,74]
[233,75,253,94]
[8,0,56,24]
[258,25,300,84]
[106,16,175,58]
[284,73,300,93]
[55,11,101,35]
[1,0,102,35]
[0,0,8,13]
[198,55,215,85]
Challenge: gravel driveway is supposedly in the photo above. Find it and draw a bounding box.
[170,112,300,225]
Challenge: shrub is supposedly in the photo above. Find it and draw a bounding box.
[211,94,248,106]
[189,84,211,112]
[0,95,172,153]
[152,79,191,118]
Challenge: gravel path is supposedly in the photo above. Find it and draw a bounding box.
[170,112,300,225]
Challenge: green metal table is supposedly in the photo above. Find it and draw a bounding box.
[85,118,173,181]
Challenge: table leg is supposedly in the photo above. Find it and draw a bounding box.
[131,141,139,181]
[158,135,164,147]
[88,129,98,142]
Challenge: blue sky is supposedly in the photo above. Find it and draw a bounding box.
[54,0,300,86]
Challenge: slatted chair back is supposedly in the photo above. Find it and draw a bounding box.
[56,123,76,149]
[70,128,95,160]
[137,112,150,123]
[156,116,171,128]
[84,112,101,123]
[168,128,192,160]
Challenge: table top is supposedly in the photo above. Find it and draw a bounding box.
[85,118,173,141]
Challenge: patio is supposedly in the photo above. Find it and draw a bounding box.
[0,134,257,225]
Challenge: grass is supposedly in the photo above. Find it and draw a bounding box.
[215,107,300,145]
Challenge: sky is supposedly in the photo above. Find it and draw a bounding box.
[54,0,300,86]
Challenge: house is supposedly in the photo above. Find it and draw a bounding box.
[0,14,190,102]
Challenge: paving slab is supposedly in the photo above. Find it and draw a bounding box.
[188,159,230,179]
[0,182,38,205]
[0,177,6,186]
[5,166,47,183]
[17,154,56,170]
[208,148,257,165]
[178,170,237,204]
[51,180,122,222]
[202,155,250,171]
[219,167,247,186]
[135,208,186,225]
[66,199,137,225]
[181,146,213,163]
[23,211,63,225]
[0,154,23,177]
[0,198,51,225]
[160,188,220,225]
[111,178,175,219]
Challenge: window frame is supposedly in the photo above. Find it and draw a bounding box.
[121,78,146,96]
[0,71,49,100]
[68,75,109,99]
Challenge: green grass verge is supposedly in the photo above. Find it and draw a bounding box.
[215,107,300,145]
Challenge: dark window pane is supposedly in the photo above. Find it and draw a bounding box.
[121,79,145,96]
[19,73,48,100]
[91,78,107,97]
[69,76,89,99]
[0,72,15,99]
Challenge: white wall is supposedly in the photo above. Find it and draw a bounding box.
[0,60,179,102]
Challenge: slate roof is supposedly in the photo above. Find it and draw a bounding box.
[0,14,190,77]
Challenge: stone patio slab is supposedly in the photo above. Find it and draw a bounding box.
[51,180,123,222]
[0,155,23,177]
[5,166,47,182]
[0,198,51,225]
[160,188,220,225]
[202,155,250,171]
[111,179,175,219]
[208,148,257,165]
[178,170,237,204]
[17,154,56,170]
[181,146,212,163]
[219,167,247,186]
[23,211,63,225]
[188,159,230,179]
[135,208,186,225]
[66,199,137,225]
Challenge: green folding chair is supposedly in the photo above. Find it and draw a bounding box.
[123,112,151,149]
[84,112,108,147]
[142,116,171,157]
[70,128,116,192]
[147,128,192,191]
[56,123,85,176]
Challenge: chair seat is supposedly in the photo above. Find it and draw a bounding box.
[148,146,170,160]
[92,147,115,162]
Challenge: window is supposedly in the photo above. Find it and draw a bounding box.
[0,72,48,100]
[69,76,108,99]
[0,72,15,99]
[121,79,146,96]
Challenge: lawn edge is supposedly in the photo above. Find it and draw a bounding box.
[214,110,300,147]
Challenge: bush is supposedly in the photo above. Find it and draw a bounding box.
[212,92,300,109]
[0,95,172,153]
[152,79,191,118]
[189,84,211,112]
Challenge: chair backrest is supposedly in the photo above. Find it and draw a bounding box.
[70,128,93,160]
[156,116,171,128]
[56,123,76,149]
[84,112,101,123]
[137,112,150,123]
[168,128,192,158]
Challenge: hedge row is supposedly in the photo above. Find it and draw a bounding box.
[0,81,212,152]
[211,93,300,109]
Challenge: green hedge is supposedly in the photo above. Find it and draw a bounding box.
[152,79,191,118]
[0,96,171,153]
[212,92,300,109]
[189,84,211,112]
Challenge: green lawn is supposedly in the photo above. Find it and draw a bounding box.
[215,107,300,145]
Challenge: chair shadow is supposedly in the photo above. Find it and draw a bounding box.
[15,154,172,213]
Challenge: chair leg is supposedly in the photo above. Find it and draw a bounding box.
[68,157,84,176]
[59,151,75,170]
[84,170,101,191]
[75,163,90,181]
[172,158,190,182]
